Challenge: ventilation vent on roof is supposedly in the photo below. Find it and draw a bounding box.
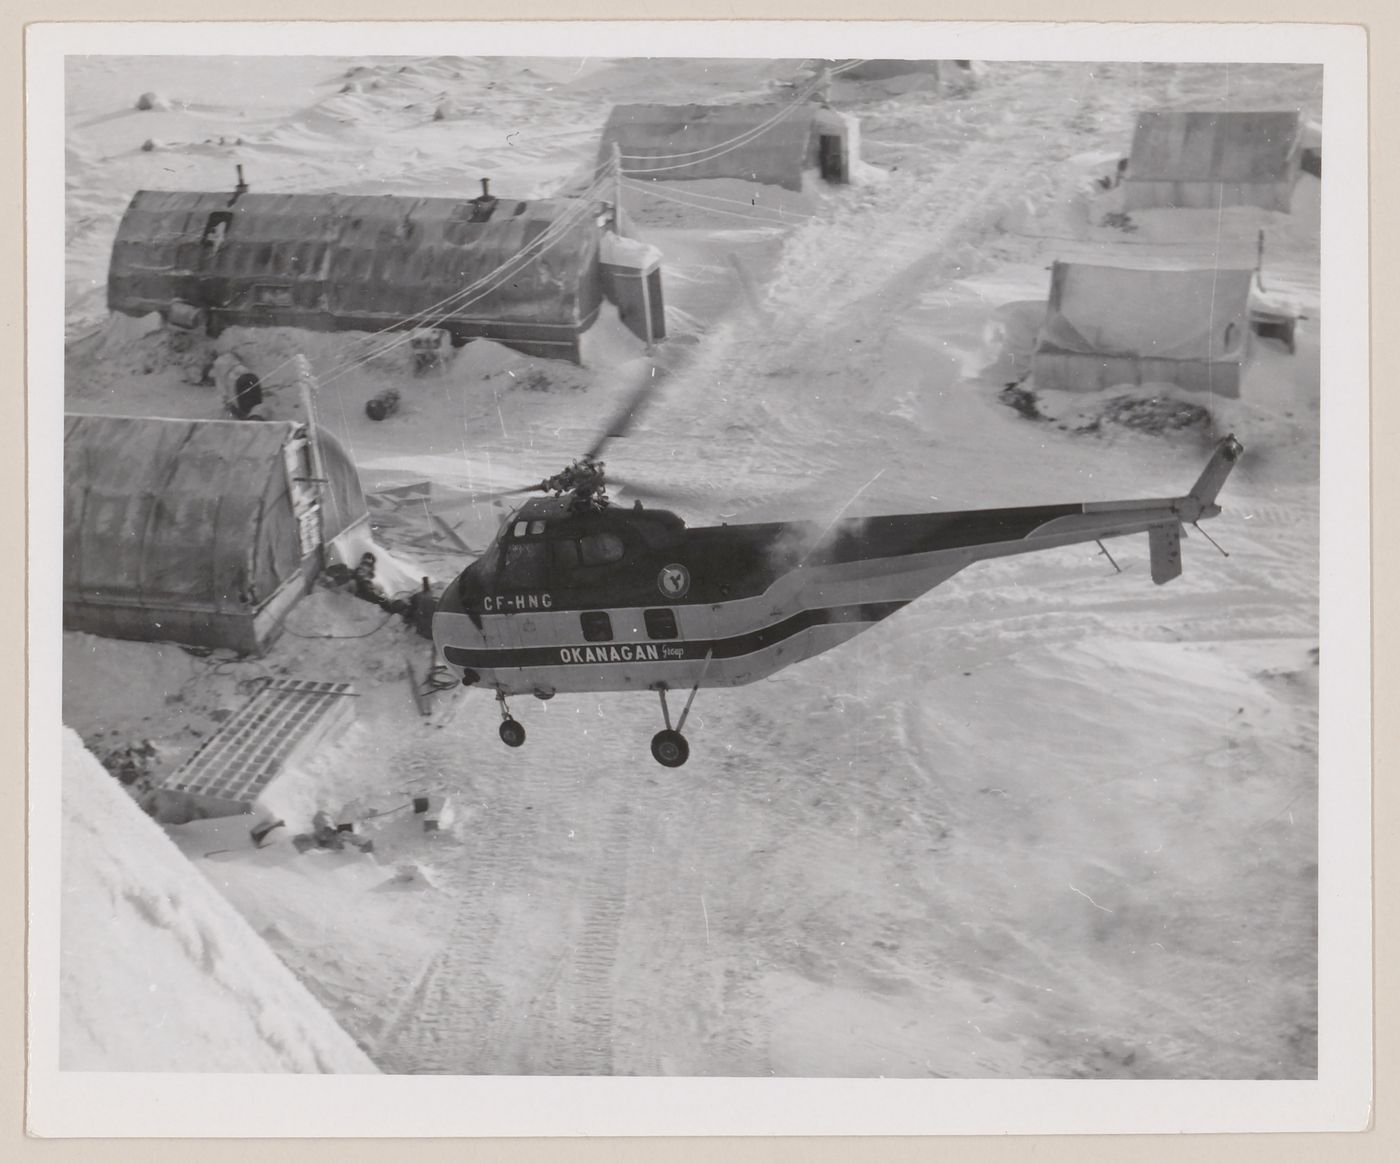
[468,177,499,223]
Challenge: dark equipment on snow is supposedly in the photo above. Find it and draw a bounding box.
[365,388,401,421]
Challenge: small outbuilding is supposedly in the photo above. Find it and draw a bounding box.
[107,182,663,362]
[64,414,369,655]
[1032,261,1254,397]
[598,103,853,191]
[1122,110,1303,213]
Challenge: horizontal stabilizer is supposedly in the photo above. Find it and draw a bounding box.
[1149,523,1183,585]
[1181,434,1244,522]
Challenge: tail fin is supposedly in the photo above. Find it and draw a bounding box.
[1179,435,1244,522]
[1148,523,1183,584]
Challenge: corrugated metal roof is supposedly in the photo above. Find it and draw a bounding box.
[107,190,603,338]
[64,415,366,617]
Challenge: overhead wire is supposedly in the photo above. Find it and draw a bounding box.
[622,179,811,227]
[260,156,620,389]
[308,164,619,391]
[256,63,861,394]
[621,177,817,219]
[308,172,613,386]
[255,65,851,389]
[616,75,825,164]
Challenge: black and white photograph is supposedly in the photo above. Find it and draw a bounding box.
[26,19,1371,1138]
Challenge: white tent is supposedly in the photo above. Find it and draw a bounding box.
[1032,262,1254,396]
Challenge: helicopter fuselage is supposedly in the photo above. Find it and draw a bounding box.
[432,437,1242,699]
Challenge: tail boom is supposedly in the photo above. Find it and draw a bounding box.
[810,435,1244,590]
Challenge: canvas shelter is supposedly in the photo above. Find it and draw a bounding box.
[64,414,368,654]
[107,187,612,362]
[598,103,852,191]
[1032,261,1254,397]
[1123,110,1302,213]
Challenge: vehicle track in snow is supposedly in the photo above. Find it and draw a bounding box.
[370,738,527,1073]
[662,64,1109,468]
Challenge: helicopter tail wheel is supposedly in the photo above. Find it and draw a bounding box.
[650,729,689,768]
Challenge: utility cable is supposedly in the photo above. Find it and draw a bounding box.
[622,179,811,227]
[310,170,617,389]
[260,159,619,387]
[622,176,817,219]
[616,76,824,163]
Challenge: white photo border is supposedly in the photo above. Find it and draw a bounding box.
[26,19,1372,1137]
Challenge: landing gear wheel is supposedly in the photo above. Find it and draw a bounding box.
[499,718,526,748]
[650,729,689,768]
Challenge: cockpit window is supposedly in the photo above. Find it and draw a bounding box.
[512,521,529,538]
[500,541,548,588]
[529,520,546,535]
[578,532,625,566]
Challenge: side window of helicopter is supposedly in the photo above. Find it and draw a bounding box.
[578,532,626,566]
[580,611,614,642]
[643,608,678,640]
[500,540,548,589]
[512,521,530,538]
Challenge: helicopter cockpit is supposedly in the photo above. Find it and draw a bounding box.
[497,525,629,591]
[468,497,689,603]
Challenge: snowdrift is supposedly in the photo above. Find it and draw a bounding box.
[59,727,378,1073]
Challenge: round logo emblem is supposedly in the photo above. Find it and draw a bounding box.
[657,563,691,599]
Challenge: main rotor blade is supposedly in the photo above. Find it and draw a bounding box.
[606,473,707,504]
[473,483,542,502]
[584,361,669,461]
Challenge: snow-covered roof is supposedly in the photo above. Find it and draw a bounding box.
[598,103,850,191]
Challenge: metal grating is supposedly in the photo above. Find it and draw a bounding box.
[161,679,357,816]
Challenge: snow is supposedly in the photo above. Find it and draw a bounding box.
[54,51,1330,1089]
[59,727,378,1073]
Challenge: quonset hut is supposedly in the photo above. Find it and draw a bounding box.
[106,181,662,362]
[598,103,853,191]
[64,414,369,655]
[1123,110,1303,213]
[1032,261,1254,397]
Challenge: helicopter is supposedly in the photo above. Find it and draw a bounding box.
[432,374,1243,767]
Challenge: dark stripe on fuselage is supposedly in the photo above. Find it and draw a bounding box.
[442,600,909,672]
[805,504,1087,567]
